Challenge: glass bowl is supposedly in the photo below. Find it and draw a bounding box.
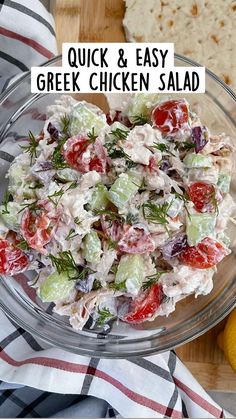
[0,55,236,358]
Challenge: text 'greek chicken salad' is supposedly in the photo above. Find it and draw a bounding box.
[0,94,235,330]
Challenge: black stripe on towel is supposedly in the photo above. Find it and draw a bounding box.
[2,0,55,36]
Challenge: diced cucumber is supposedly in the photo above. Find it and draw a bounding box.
[0,202,21,231]
[110,121,130,133]
[115,254,145,295]
[82,231,102,264]
[186,213,216,246]
[90,184,109,210]
[38,271,76,302]
[127,93,159,123]
[166,195,183,218]
[108,174,138,209]
[183,153,212,168]
[56,168,80,182]
[8,163,28,194]
[70,103,107,136]
[217,232,231,248]
[217,173,231,193]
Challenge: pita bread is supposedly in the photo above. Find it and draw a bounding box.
[123,0,236,92]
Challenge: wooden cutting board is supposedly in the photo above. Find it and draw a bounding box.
[51,0,236,391]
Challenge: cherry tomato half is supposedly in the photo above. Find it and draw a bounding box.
[152,99,189,135]
[118,226,155,254]
[123,284,163,324]
[63,136,108,174]
[188,182,215,212]
[21,200,59,254]
[179,237,228,269]
[0,239,29,275]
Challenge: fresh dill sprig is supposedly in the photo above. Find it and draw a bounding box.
[20,131,38,162]
[1,191,11,214]
[153,142,175,156]
[74,216,81,225]
[110,128,129,140]
[87,127,98,141]
[142,271,165,291]
[60,114,71,136]
[51,139,70,170]
[16,239,30,251]
[180,141,195,151]
[108,147,137,168]
[28,181,44,190]
[66,181,78,190]
[109,280,126,291]
[107,237,118,250]
[131,114,148,125]
[174,192,191,220]
[49,250,94,280]
[18,200,38,214]
[65,228,79,241]
[93,209,123,222]
[48,187,64,206]
[97,307,113,326]
[126,212,139,225]
[143,201,170,233]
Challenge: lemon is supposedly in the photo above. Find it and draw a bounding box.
[218,309,236,372]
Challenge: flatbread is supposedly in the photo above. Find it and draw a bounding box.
[123,0,236,92]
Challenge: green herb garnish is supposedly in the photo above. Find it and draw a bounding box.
[1,191,11,215]
[110,128,129,140]
[87,127,98,141]
[48,187,64,206]
[18,200,38,214]
[142,271,165,291]
[143,201,170,233]
[153,142,175,156]
[28,181,44,190]
[65,228,79,241]
[60,114,71,136]
[51,140,69,170]
[49,250,94,280]
[74,216,81,225]
[126,212,139,225]
[93,208,123,221]
[109,280,126,291]
[174,192,191,220]
[20,131,38,163]
[132,114,148,125]
[16,240,29,251]
[97,307,114,326]
[180,141,195,151]
[66,181,78,190]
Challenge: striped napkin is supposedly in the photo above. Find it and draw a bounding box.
[0,0,233,417]
[0,0,57,92]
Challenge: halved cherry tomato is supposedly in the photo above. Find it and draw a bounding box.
[179,237,228,269]
[123,284,163,324]
[101,215,124,242]
[0,239,29,275]
[118,226,155,254]
[21,200,59,254]
[152,99,189,135]
[188,182,215,212]
[63,136,108,174]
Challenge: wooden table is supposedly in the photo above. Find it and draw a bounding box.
[51,0,236,391]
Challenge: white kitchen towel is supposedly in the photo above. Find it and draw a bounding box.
[0,1,233,418]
